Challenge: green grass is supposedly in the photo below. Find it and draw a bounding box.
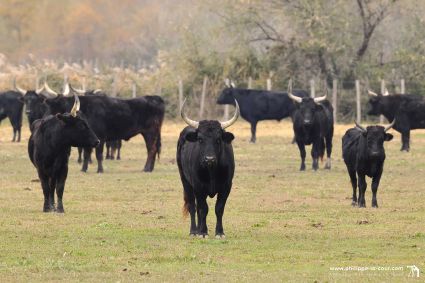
[0,120,424,282]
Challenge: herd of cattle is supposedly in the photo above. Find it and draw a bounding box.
[1,78,425,237]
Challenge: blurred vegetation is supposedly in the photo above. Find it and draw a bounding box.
[0,0,425,120]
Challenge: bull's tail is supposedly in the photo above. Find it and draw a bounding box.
[319,138,325,162]
[183,190,189,218]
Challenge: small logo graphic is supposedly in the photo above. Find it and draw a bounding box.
[407,265,420,278]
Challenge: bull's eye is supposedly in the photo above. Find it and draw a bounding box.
[198,138,204,144]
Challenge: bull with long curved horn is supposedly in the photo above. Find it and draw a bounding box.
[177,97,239,238]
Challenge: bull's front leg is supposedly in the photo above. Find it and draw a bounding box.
[39,174,53,212]
[81,147,92,172]
[250,121,257,143]
[325,134,333,169]
[357,175,367,208]
[296,139,306,171]
[196,195,209,238]
[371,172,382,208]
[348,169,358,206]
[215,187,230,239]
[55,169,68,213]
[311,141,320,171]
[95,141,105,173]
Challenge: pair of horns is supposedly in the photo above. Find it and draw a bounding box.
[355,119,395,133]
[368,88,389,97]
[14,78,45,95]
[224,78,236,88]
[69,84,102,95]
[287,79,327,103]
[180,98,239,129]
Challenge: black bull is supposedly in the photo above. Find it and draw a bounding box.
[217,87,308,143]
[288,90,334,171]
[367,92,425,152]
[45,95,165,172]
[0,91,23,142]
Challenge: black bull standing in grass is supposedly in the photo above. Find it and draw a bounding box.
[0,90,24,142]
[367,89,425,152]
[342,120,395,208]
[287,81,334,171]
[217,84,308,143]
[28,95,100,212]
[44,93,165,172]
[177,99,239,238]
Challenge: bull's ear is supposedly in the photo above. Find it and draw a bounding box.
[185,131,198,142]
[384,133,393,141]
[222,132,235,143]
[56,113,71,123]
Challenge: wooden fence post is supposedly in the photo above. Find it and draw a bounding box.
[401,79,405,94]
[132,82,137,98]
[35,74,40,90]
[332,79,338,123]
[199,76,207,119]
[356,80,361,123]
[380,79,386,123]
[178,78,183,110]
[266,78,272,91]
[112,73,118,97]
[310,79,315,98]
[63,73,68,92]
[248,76,252,89]
[82,77,86,91]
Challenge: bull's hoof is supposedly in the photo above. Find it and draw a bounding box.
[372,202,378,208]
[97,168,104,173]
[143,167,153,173]
[117,157,121,160]
[215,234,226,239]
[56,207,65,213]
[197,234,208,239]
[351,201,357,206]
[81,168,88,173]
[43,207,54,213]
[300,165,306,171]
[189,233,197,237]
[77,159,82,164]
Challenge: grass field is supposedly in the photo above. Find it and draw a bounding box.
[0,119,424,282]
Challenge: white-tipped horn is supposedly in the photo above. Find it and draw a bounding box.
[287,79,302,103]
[35,84,45,95]
[69,83,86,95]
[230,80,236,88]
[93,89,102,94]
[13,77,27,95]
[383,88,389,96]
[313,95,327,103]
[43,82,58,97]
[70,94,80,117]
[384,119,395,132]
[180,98,199,128]
[220,99,239,129]
[224,78,230,87]
[354,120,367,133]
[63,83,70,96]
[368,90,378,96]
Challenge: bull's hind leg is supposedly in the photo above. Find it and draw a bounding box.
[296,140,306,171]
[215,187,230,238]
[250,122,257,143]
[77,147,83,163]
[348,169,358,206]
[141,131,159,172]
[311,141,320,171]
[95,141,105,173]
[116,141,121,160]
[48,178,56,211]
[401,131,410,152]
[183,182,197,236]
[17,128,21,142]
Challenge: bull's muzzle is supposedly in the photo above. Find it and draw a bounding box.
[203,156,217,167]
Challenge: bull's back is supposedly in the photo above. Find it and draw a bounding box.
[342,128,361,167]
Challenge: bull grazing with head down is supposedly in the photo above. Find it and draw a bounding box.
[44,85,164,173]
[28,94,99,212]
[287,80,334,171]
[0,90,23,142]
[217,80,308,143]
[367,89,425,152]
[177,99,239,238]
[342,120,395,207]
